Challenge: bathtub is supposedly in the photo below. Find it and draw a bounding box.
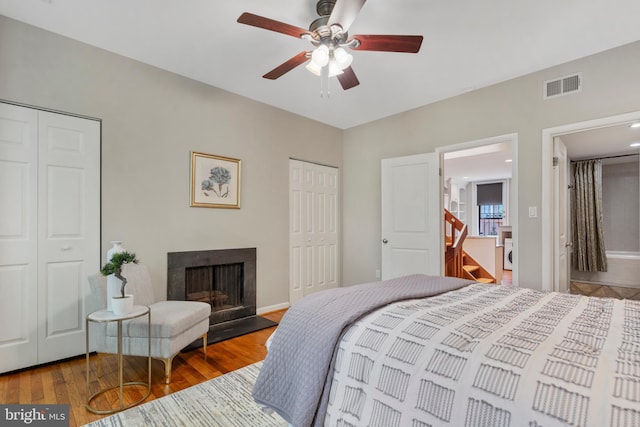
[571,251,640,288]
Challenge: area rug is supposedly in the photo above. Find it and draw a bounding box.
[82,362,288,427]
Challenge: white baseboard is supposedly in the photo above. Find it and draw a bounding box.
[257,302,289,315]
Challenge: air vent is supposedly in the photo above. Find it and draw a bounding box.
[544,73,582,99]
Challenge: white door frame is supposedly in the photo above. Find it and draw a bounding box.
[541,110,640,292]
[553,137,570,294]
[437,133,519,286]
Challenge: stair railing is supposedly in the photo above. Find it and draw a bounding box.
[444,209,467,278]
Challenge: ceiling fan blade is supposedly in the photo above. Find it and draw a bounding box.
[327,0,367,32]
[263,52,309,80]
[238,12,311,39]
[350,34,423,53]
[337,66,360,90]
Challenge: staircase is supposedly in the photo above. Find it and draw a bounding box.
[445,209,496,284]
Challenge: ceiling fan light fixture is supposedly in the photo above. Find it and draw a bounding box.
[305,60,323,76]
[333,47,353,70]
[311,44,330,67]
[237,1,422,91]
[328,58,344,77]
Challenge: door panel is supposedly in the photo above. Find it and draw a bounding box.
[290,163,304,300]
[38,111,100,364]
[289,160,339,303]
[0,103,38,372]
[382,153,441,280]
[48,166,85,236]
[46,261,83,336]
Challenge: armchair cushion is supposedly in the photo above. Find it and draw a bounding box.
[107,301,211,339]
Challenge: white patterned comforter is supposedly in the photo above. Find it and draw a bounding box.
[324,284,640,427]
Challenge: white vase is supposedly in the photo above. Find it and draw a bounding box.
[106,241,125,312]
[112,294,134,315]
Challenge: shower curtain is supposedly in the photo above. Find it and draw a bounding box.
[571,159,608,272]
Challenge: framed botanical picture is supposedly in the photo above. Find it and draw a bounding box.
[190,151,241,208]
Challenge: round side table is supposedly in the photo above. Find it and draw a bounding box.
[85,305,151,414]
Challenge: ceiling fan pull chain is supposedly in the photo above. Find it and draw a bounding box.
[321,65,330,98]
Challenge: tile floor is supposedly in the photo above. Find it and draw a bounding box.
[570,281,640,300]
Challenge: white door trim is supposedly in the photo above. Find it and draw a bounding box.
[541,110,640,292]
[437,132,519,286]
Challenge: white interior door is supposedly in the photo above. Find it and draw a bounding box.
[0,103,100,373]
[37,111,100,363]
[290,160,339,304]
[0,103,39,372]
[553,137,570,293]
[381,152,441,280]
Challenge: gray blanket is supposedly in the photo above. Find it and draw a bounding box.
[252,274,474,427]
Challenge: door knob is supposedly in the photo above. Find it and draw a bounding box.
[382,238,388,244]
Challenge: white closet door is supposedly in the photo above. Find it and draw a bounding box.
[0,103,39,372]
[309,163,339,295]
[289,160,304,303]
[0,104,100,373]
[37,111,100,364]
[289,160,339,304]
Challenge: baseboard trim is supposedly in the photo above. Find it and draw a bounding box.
[257,302,289,314]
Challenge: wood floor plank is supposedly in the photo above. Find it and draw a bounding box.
[0,375,6,403]
[19,371,31,403]
[30,369,45,403]
[0,310,285,427]
[40,368,57,404]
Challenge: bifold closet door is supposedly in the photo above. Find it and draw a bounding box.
[289,160,339,304]
[37,110,100,364]
[0,103,100,373]
[0,103,39,371]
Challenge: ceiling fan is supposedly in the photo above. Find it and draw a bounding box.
[237,0,423,91]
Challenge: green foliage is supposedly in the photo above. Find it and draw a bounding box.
[100,251,138,276]
[100,251,139,298]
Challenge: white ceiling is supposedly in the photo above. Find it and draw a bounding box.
[561,121,640,160]
[2,0,640,129]
[444,142,513,183]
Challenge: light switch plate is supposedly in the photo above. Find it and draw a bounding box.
[528,206,537,218]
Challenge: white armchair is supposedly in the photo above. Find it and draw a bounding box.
[88,264,211,384]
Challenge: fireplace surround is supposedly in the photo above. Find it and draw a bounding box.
[167,248,277,345]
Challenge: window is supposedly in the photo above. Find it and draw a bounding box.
[479,204,503,236]
[477,182,503,236]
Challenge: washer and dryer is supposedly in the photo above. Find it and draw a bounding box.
[503,238,513,271]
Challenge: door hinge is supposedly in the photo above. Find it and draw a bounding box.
[439,167,442,177]
[553,156,559,167]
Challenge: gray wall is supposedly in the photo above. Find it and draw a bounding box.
[3,15,640,299]
[343,41,640,290]
[0,16,343,309]
[602,160,640,252]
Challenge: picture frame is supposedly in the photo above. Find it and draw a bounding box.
[190,151,241,208]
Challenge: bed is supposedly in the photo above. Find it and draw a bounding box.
[252,274,640,427]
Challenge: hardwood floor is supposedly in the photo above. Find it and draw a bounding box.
[0,310,285,427]
[501,269,512,285]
